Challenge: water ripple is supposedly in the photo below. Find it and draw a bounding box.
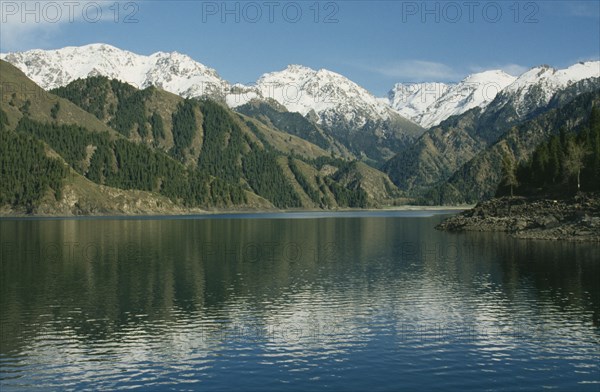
[2,216,600,391]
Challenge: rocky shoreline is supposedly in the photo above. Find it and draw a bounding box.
[436,194,600,242]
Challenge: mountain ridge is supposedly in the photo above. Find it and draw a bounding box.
[2,44,425,164]
[4,44,598,133]
[387,62,599,128]
[1,59,406,214]
[384,78,600,204]
[388,70,517,128]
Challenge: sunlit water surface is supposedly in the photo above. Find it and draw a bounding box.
[1,211,599,391]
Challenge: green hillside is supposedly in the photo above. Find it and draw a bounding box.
[427,90,600,204]
[1,61,402,214]
[384,77,600,204]
[497,105,600,197]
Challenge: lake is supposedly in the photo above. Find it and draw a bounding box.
[1,211,599,391]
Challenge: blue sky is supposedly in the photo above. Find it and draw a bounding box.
[1,0,599,95]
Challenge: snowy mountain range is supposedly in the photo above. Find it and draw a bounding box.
[227,64,398,130]
[2,44,599,130]
[389,71,517,128]
[0,44,229,98]
[489,62,600,118]
[1,44,398,130]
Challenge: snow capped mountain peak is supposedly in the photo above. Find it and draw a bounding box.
[388,82,451,123]
[239,64,396,127]
[284,64,315,73]
[388,61,599,129]
[560,61,600,80]
[314,67,343,78]
[3,44,598,134]
[52,42,124,54]
[389,70,517,128]
[496,61,600,116]
[80,42,119,50]
[0,44,229,97]
[504,61,600,94]
[462,69,514,84]
[504,65,556,90]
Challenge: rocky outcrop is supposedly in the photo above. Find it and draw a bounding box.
[436,194,600,242]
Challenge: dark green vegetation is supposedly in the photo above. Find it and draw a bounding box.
[498,105,600,196]
[1,61,400,214]
[14,116,244,207]
[171,99,198,160]
[0,113,67,212]
[243,150,301,208]
[434,90,600,204]
[324,161,369,208]
[52,77,155,138]
[385,78,600,204]
[288,157,321,205]
[5,56,597,213]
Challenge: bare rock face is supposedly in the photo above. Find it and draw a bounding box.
[436,194,600,242]
[28,181,196,216]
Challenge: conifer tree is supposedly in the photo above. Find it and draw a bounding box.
[501,152,518,197]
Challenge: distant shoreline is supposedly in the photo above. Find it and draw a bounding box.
[0,205,470,220]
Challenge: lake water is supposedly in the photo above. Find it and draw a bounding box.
[1,211,599,391]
